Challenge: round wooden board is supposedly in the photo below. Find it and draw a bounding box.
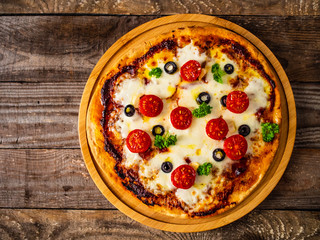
[78,14,296,232]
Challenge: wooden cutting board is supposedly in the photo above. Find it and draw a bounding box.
[78,14,296,232]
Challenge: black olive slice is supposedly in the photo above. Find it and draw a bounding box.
[212,148,226,162]
[196,92,211,104]
[220,95,227,107]
[124,104,135,117]
[161,161,173,173]
[238,124,251,137]
[224,64,234,74]
[152,125,165,136]
[164,61,177,74]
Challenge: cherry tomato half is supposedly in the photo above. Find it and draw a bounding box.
[206,118,229,140]
[126,129,151,153]
[171,164,196,189]
[226,91,249,114]
[139,95,163,117]
[180,60,202,82]
[223,134,248,160]
[170,106,192,130]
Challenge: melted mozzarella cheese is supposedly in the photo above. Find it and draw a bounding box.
[122,145,142,168]
[114,75,144,106]
[245,77,268,112]
[176,41,207,67]
[113,42,269,209]
[144,62,181,98]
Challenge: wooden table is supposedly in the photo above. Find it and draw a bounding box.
[0,1,319,239]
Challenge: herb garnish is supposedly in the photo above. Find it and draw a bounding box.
[149,67,162,78]
[197,162,213,176]
[211,63,226,83]
[154,133,177,149]
[192,102,213,118]
[261,122,279,142]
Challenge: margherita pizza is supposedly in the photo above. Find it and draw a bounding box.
[86,26,281,218]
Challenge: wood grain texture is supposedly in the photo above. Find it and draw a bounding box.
[0,209,319,239]
[0,82,83,148]
[0,0,319,15]
[0,81,316,149]
[0,16,318,83]
[0,148,318,210]
[0,6,317,237]
[260,148,320,209]
[0,149,112,209]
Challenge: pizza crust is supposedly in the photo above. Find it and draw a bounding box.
[86,26,281,218]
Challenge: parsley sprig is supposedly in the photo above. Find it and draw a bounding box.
[149,67,162,78]
[211,63,226,83]
[197,162,213,176]
[154,133,177,149]
[192,102,213,118]
[261,122,279,142]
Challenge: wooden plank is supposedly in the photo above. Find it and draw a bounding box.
[0,149,113,209]
[0,81,318,148]
[0,16,153,83]
[0,82,83,148]
[0,0,319,15]
[0,16,319,83]
[293,82,320,149]
[0,209,319,238]
[0,148,318,210]
[260,148,320,209]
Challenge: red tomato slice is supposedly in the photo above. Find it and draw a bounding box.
[180,60,202,82]
[223,134,248,160]
[139,95,163,117]
[226,91,249,114]
[171,165,196,189]
[126,129,151,153]
[170,106,192,130]
[206,118,229,140]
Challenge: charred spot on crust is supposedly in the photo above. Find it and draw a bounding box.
[114,163,156,206]
[191,186,235,217]
[231,42,250,59]
[192,207,220,217]
[104,138,122,162]
[100,109,107,128]
[136,39,176,65]
[125,183,156,206]
[114,164,126,179]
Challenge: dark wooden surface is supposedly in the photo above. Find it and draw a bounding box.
[0,0,319,15]
[0,209,319,239]
[0,6,319,240]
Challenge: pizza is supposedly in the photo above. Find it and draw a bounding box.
[86,26,281,218]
